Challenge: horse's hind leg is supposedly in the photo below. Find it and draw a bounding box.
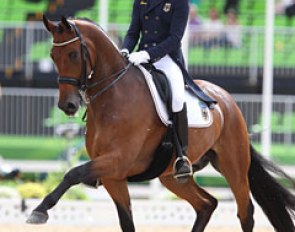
[102,179,135,232]
[159,175,217,232]
[212,147,254,232]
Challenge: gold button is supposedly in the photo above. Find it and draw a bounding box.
[154,30,158,34]
[144,44,148,48]
[145,16,149,20]
[155,16,160,20]
[152,43,157,46]
[144,30,148,34]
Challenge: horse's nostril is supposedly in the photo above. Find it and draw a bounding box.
[67,102,77,111]
[58,100,79,115]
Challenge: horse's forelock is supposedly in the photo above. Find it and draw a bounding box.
[57,18,76,34]
[57,24,65,34]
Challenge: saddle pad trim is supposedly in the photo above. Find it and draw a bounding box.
[138,65,213,128]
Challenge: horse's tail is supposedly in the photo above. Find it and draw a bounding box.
[248,144,295,232]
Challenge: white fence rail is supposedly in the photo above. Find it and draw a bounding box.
[0,88,58,136]
[1,87,295,144]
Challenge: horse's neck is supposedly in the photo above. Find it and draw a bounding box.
[85,27,144,130]
[94,47,126,79]
[85,59,128,124]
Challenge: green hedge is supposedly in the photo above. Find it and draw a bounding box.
[0,135,80,160]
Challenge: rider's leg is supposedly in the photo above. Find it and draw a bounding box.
[154,55,192,183]
[172,103,192,182]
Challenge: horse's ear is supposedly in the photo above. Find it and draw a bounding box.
[43,15,56,32]
[61,16,72,31]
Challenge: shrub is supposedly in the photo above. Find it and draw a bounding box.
[17,182,47,199]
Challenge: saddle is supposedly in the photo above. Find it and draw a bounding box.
[142,63,173,114]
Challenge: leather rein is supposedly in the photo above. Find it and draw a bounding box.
[53,21,131,104]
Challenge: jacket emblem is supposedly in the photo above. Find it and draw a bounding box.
[163,3,171,12]
[140,1,147,5]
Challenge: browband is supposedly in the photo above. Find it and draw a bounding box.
[53,37,80,47]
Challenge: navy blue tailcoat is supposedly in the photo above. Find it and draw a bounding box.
[122,0,216,105]
[122,0,189,65]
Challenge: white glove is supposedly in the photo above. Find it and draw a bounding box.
[120,48,129,58]
[128,51,150,65]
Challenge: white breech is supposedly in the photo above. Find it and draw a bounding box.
[153,55,185,112]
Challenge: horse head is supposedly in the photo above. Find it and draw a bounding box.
[43,15,125,116]
[43,15,84,115]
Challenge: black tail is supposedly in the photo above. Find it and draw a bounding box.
[249,145,295,232]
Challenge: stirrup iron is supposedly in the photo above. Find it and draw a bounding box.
[173,156,193,179]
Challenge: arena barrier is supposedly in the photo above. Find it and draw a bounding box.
[2,87,295,145]
[0,198,273,228]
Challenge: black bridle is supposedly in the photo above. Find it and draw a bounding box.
[54,22,93,92]
[54,20,130,104]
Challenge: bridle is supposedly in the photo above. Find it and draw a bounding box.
[54,22,94,93]
[53,21,130,104]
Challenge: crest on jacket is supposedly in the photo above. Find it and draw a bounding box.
[163,3,171,12]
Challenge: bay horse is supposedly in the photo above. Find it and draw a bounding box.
[27,16,295,232]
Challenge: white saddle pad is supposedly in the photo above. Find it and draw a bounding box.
[138,65,213,128]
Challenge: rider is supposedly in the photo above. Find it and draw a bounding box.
[121,0,213,182]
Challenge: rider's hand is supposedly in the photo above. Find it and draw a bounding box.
[128,51,150,65]
[120,49,129,58]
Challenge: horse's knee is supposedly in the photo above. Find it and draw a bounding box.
[63,167,80,185]
[63,162,93,185]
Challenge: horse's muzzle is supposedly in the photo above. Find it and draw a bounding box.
[58,101,79,116]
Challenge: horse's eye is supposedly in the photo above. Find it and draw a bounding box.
[69,51,78,60]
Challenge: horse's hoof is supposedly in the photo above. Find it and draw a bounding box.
[26,211,49,224]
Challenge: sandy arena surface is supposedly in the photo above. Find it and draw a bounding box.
[0,224,274,232]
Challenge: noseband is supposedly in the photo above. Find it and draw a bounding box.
[53,21,130,104]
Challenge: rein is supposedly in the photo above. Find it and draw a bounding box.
[83,63,131,103]
[53,21,130,104]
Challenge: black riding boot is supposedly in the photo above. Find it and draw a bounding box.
[173,103,192,183]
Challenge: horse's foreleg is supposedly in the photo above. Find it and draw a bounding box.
[26,161,96,224]
[102,179,135,232]
[159,175,217,232]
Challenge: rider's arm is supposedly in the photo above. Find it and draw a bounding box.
[147,0,189,62]
[121,0,141,53]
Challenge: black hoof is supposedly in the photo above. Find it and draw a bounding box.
[26,211,49,224]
